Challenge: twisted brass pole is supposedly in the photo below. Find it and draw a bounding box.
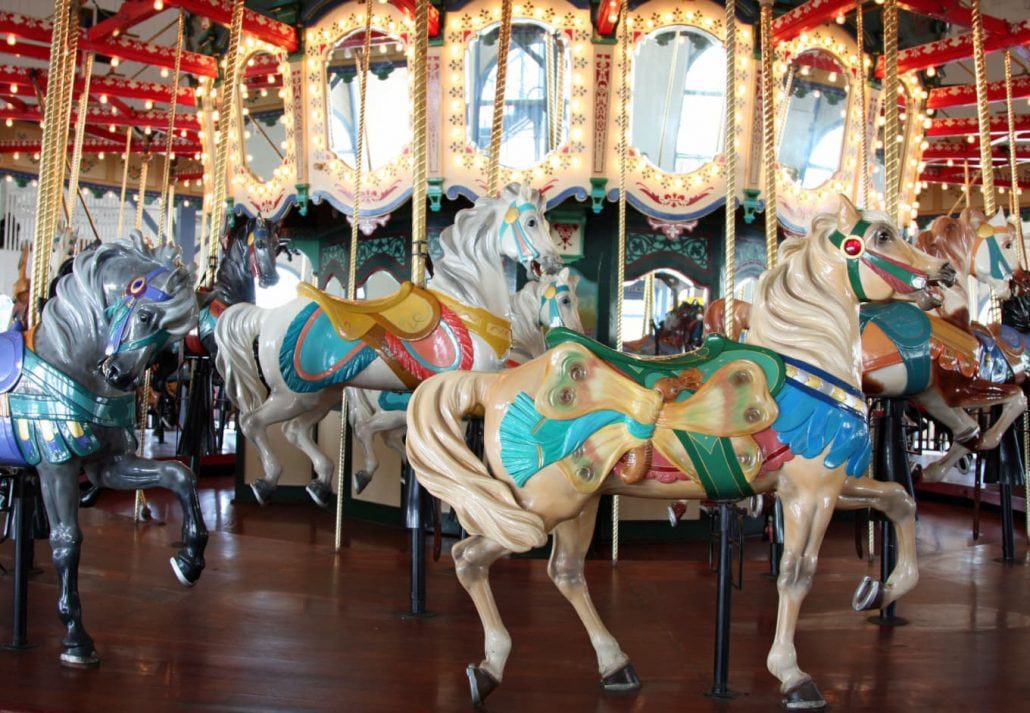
[1003,50,1024,269]
[135,155,150,233]
[66,52,94,230]
[723,0,738,339]
[487,0,513,196]
[883,0,900,223]
[759,0,777,269]
[335,4,375,553]
[856,1,872,205]
[116,127,133,241]
[159,9,186,245]
[971,0,995,216]
[410,0,430,288]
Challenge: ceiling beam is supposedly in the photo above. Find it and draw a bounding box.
[0,66,197,108]
[86,0,161,43]
[898,0,1011,37]
[875,20,1030,78]
[772,0,855,44]
[927,75,1030,109]
[921,169,1021,188]
[926,113,1030,136]
[165,0,298,53]
[923,142,1030,162]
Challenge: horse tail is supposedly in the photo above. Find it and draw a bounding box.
[214,303,268,414]
[406,371,548,553]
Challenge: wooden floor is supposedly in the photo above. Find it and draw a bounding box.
[1,477,1028,712]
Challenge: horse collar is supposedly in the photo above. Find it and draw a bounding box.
[500,201,541,263]
[829,220,928,302]
[104,267,173,355]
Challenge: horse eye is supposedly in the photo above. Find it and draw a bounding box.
[526,218,537,228]
[138,311,153,324]
[876,230,891,243]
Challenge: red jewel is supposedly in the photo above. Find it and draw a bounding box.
[842,237,864,257]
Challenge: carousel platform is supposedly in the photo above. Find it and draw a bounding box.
[0,478,1027,712]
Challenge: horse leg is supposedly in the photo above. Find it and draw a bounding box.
[913,391,982,483]
[36,463,98,667]
[971,389,1026,450]
[452,535,512,705]
[835,477,918,610]
[767,461,845,709]
[97,451,208,586]
[350,410,383,495]
[282,397,337,507]
[240,394,309,504]
[548,497,638,690]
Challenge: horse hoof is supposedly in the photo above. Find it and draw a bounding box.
[354,470,373,494]
[79,483,103,508]
[601,663,641,692]
[781,679,826,710]
[250,480,274,506]
[851,575,884,612]
[467,665,499,707]
[60,648,100,669]
[667,502,686,527]
[306,481,334,509]
[170,555,202,587]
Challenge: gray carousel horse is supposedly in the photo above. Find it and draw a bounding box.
[0,233,205,667]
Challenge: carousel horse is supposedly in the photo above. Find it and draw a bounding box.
[215,183,564,507]
[705,209,1023,485]
[348,267,584,494]
[405,198,955,709]
[0,233,205,667]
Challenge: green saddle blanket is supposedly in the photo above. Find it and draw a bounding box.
[544,328,786,397]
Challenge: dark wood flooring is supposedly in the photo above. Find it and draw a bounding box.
[0,478,1027,712]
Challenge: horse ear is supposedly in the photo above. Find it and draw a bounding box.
[836,195,862,233]
[558,266,569,280]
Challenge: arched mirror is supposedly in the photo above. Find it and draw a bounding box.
[465,20,570,169]
[622,270,707,355]
[326,30,411,171]
[778,48,849,190]
[631,26,726,174]
[239,51,287,183]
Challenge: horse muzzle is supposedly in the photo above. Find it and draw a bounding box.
[930,262,957,288]
[99,357,140,391]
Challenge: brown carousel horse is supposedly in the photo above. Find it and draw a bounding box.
[706,208,1025,484]
[405,198,955,709]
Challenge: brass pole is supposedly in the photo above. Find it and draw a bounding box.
[970,0,995,216]
[410,0,430,287]
[723,0,738,338]
[486,0,513,196]
[759,0,777,268]
[882,0,900,223]
[158,9,186,245]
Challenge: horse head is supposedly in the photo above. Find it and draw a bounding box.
[494,183,563,278]
[245,215,282,289]
[49,232,199,391]
[537,267,583,333]
[801,196,955,310]
[963,208,1019,300]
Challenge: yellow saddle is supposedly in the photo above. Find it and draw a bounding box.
[929,314,980,378]
[297,281,441,342]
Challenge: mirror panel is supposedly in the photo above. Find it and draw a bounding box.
[239,51,287,183]
[872,87,910,196]
[464,20,570,169]
[326,30,411,171]
[631,26,726,174]
[778,49,849,190]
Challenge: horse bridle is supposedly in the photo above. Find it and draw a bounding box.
[829,220,929,301]
[970,222,1013,281]
[539,282,572,328]
[103,267,173,356]
[500,201,542,266]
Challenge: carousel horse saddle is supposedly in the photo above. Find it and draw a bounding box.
[929,314,980,378]
[0,329,24,394]
[544,328,786,395]
[860,302,932,391]
[298,281,442,342]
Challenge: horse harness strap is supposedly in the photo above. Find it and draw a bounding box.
[829,220,929,301]
[971,222,1013,281]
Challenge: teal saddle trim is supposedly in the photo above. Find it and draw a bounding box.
[280,302,378,393]
[859,302,932,394]
[5,349,136,466]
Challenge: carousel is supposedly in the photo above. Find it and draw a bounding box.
[0,0,1027,710]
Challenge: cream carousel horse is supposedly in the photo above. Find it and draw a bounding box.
[405,198,955,709]
[348,268,583,493]
[215,184,563,506]
[705,208,1023,485]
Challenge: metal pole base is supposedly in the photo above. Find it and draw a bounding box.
[4,471,36,651]
[707,502,737,699]
[403,463,434,619]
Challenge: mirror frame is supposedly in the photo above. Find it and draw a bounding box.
[773,26,863,233]
[305,4,415,218]
[441,0,590,200]
[230,43,297,217]
[610,0,754,221]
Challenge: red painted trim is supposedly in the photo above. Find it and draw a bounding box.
[927,75,1030,109]
[922,142,1030,163]
[166,0,298,53]
[86,0,160,43]
[875,21,1030,78]
[772,0,855,44]
[898,0,1010,36]
[594,0,624,38]
[387,1,441,39]
[920,169,1020,189]
[926,114,1030,137]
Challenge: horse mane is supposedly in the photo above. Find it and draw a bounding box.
[509,279,546,361]
[747,211,879,385]
[430,183,544,314]
[916,215,973,275]
[213,220,254,305]
[41,232,197,360]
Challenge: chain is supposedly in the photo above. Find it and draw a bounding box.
[856,0,872,205]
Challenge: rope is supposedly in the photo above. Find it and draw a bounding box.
[158,9,186,246]
[66,52,94,230]
[723,0,738,339]
[971,0,995,216]
[856,0,872,205]
[29,0,78,328]
[883,0,900,223]
[487,0,513,196]
[759,0,776,268]
[410,0,430,288]
[116,128,133,241]
[207,0,246,287]
[611,0,632,564]
[335,4,375,553]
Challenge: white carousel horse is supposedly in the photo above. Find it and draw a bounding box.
[405,198,955,709]
[348,267,583,493]
[214,183,564,506]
